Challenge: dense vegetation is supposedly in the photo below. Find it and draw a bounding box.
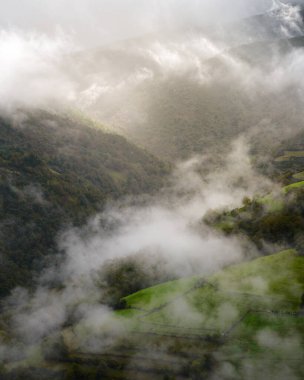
[0,109,170,297]
[97,253,176,309]
[205,189,304,251]
[205,141,304,253]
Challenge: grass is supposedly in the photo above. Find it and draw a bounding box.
[293,171,304,180]
[283,180,304,193]
[117,250,304,335]
[6,250,302,379]
[260,180,304,204]
[115,250,304,370]
[223,312,304,360]
[258,194,284,212]
[123,276,198,311]
[275,150,304,162]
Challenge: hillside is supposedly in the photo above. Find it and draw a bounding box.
[202,136,304,254]
[52,4,304,163]
[1,2,304,379]
[0,109,170,297]
[120,250,303,328]
[2,250,302,379]
[66,31,304,162]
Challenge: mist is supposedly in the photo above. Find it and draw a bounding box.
[2,139,266,343]
[0,0,277,46]
[0,1,304,379]
[0,2,302,107]
[1,0,303,162]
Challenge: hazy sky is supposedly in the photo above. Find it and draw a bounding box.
[0,0,279,46]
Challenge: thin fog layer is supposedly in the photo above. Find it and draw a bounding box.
[0,0,278,46]
[0,31,76,110]
[0,1,303,378]
[0,1,303,155]
[1,138,273,351]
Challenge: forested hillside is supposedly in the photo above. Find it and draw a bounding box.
[204,135,304,253]
[0,110,170,297]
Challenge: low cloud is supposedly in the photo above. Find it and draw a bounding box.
[0,30,76,110]
[0,1,304,377]
[0,137,270,361]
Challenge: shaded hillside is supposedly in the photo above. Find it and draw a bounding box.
[0,109,170,297]
[123,70,303,162]
[218,35,304,67]
[126,34,304,162]
[205,187,304,253]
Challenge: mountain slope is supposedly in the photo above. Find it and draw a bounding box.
[0,109,170,297]
[66,26,304,162]
[120,250,304,326]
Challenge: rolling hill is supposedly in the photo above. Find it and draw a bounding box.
[2,250,302,379]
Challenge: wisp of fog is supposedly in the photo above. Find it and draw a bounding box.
[0,1,304,378]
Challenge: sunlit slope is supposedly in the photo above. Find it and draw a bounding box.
[119,250,304,333]
[114,250,304,378]
[54,250,303,379]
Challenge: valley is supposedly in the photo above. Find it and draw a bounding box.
[1,1,304,379]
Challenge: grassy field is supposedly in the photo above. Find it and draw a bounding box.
[112,250,304,378]
[258,193,284,212]
[117,250,304,346]
[275,150,304,162]
[293,171,304,180]
[283,180,304,193]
